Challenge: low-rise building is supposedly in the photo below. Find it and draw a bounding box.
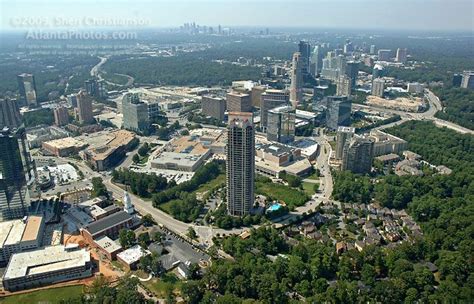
[3,245,92,291]
[0,216,45,263]
[369,130,408,156]
[93,235,122,260]
[81,130,136,171]
[255,143,312,177]
[42,137,87,157]
[81,211,136,244]
[117,245,151,271]
[151,151,209,172]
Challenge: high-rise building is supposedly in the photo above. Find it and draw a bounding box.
[335,126,355,160]
[461,71,474,90]
[76,91,94,125]
[377,49,392,61]
[289,52,303,109]
[452,74,463,87]
[85,79,107,99]
[336,75,351,96]
[17,74,37,107]
[395,48,408,63]
[326,96,351,130]
[371,78,385,97]
[345,61,359,88]
[53,106,69,126]
[226,112,255,216]
[260,89,290,130]
[201,95,226,121]
[0,99,22,129]
[342,135,374,174]
[370,45,376,55]
[226,91,252,112]
[266,105,295,144]
[0,128,35,221]
[250,85,266,108]
[343,41,354,54]
[309,45,323,77]
[67,94,78,108]
[298,41,311,74]
[122,93,149,133]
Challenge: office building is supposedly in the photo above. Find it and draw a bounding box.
[0,99,22,129]
[342,136,374,174]
[452,74,463,87]
[255,143,312,178]
[325,96,351,130]
[85,79,107,99]
[335,126,355,160]
[289,52,303,109]
[53,106,69,126]
[122,93,149,133]
[251,85,266,108]
[226,112,254,216]
[266,105,295,144]
[17,74,37,107]
[461,71,474,89]
[395,48,408,63]
[370,45,376,55]
[201,95,226,121]
[67,94,78,108]
[3,245,92,291]
[0,128,35,221]
[260,89,290,130]
[226,91,252,112]
[369,130,408,156]
[0,216,44,263]
[377,49,392,61]
[372,78,385,97]
[345,61,359,88]
[336,75,352,96]
[309,45,323,77]
[344,40,354,54]
[298,40,311,74]
[76,91,94,125]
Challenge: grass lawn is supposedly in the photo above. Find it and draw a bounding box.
[302,182,318,196]
[305,171,320,181]
[195,173,225,194]
[0,285,83,304]
[142,273,181,298]
[256,181,308,208]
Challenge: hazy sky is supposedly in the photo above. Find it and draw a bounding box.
[0,0,473,31]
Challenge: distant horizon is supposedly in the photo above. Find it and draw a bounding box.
[0,0,472,32]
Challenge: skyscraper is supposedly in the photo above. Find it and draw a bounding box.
[326,96,351,130]
[17,73,37,107]
[370,45,376,55]
[345,61,359,88]
[289,52,303,109]
[0,99,22,129]
[85,79,107,99]
[461,71,474,90]
[260,89,290,130]
[371,78,385,97]
[377,49,392,61]
[298,40,311,74]
[226,91,252,112]
[395,48,408,63]
[76,90,94,125]
[336,75,352,96]
[266,105,295,144]
[335,126,355,160]
[201,95,226,121]
[226,112,255,216]
[0,128,35,221]
[122,93,149,133]
[309,45,323,77]
[342,136,374,174]
[53,106,69,126]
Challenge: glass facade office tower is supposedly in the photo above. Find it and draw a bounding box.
[266,105,295,144]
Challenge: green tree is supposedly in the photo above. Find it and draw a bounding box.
[119,229,136,249]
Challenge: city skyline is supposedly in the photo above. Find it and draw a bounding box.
[0,0,473,31]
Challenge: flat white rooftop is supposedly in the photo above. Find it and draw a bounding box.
[117,245,150,265]
[4,245,90,280]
